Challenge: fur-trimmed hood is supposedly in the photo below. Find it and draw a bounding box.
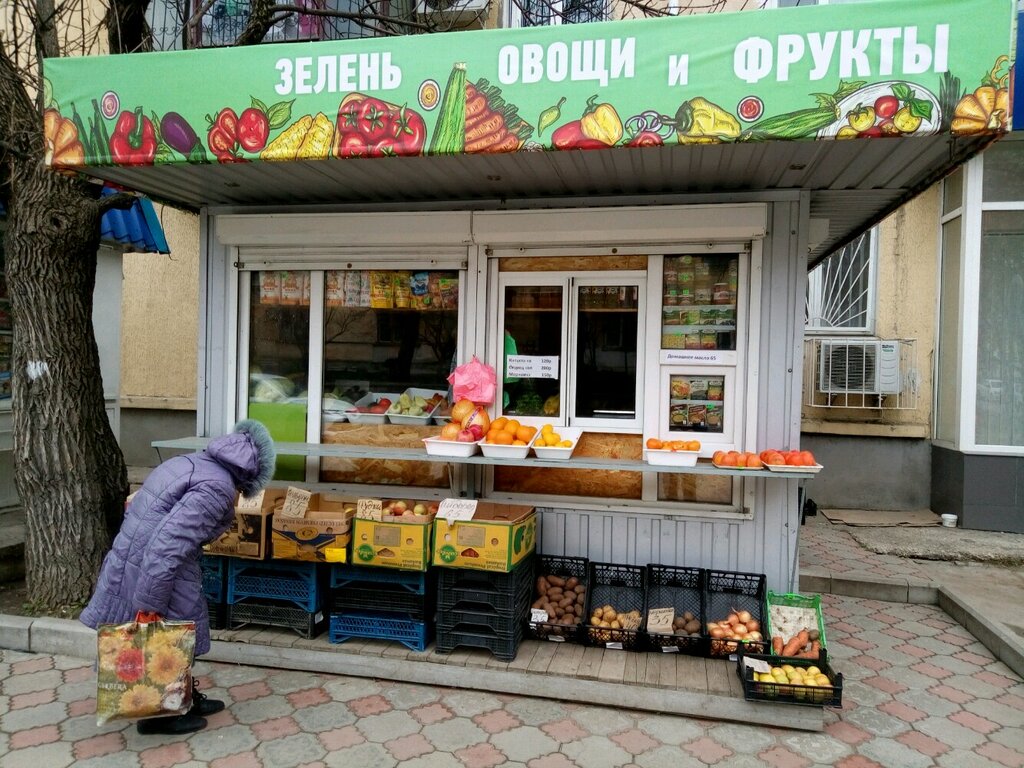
[206,419,277,497]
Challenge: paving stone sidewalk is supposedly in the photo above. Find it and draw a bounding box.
[3,591,1023,768]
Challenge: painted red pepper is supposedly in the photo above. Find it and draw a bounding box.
[110,107,157,165]
[626,131,665,148]
[551,120,609,150]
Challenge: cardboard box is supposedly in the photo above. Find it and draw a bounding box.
[433,503,536,572]
[271,491,355,563]
[204,488,287,560]
[351,508,435,572]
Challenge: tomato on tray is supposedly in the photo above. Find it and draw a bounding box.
[334,93,427,158]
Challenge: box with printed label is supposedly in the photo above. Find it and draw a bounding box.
[204,488,287,560]
[350,505,436,572]
[433,503,536,572]
[271,493,356,563]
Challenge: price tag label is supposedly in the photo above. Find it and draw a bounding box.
[547,635,566,642]
[605,642,624,650]
[438,498,478,526]
[530,608,550,623]
[356,498,383,520]
[646,607,674,634]
[236,489,265,511]
[743,657,772,674]
[280,487,312,519]
[661,645,680,653]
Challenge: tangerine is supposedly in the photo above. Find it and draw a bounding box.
[493,431,514,445]
[491,417,509,432]
[504,419,521,434]
[516,426,536,443]
[646,437,663,450]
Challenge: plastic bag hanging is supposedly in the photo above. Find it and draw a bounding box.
[447,355,497,405]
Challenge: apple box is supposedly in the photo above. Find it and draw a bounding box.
[351,502,436,571]
[204,488,287,560]
[433,503,536,572]
[271,492,356,563]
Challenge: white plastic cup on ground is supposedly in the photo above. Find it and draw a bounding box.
[941,514,958,528]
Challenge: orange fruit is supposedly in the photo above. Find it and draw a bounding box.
[493,431,514,445]
[503,419,521,434]
[646,437,663,450]
[491,417,508,432]
[685,440,701,452]
[515,426,535,443]
[512,439,526,446]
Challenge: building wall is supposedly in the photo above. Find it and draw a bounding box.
[120,205,200,423]
[799,186,941,510]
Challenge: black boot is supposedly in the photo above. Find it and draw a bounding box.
[137,713,207,735]
[190,678,226,717]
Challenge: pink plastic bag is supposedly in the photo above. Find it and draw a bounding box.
[447,356,497,405]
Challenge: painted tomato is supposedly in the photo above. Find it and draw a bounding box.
[334,96,428,159]
[737,96,764,122]
[357,97,390,143]
[873,94,899,119]
[336,133,369,158]
[237,107,270,152]
[388,106,426,156]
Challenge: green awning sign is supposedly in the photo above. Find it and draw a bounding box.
[44,0,1014,170]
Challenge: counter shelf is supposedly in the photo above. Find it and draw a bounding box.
[153,437,822,480]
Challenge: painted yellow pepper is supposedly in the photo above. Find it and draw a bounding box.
[675,97,741,144]
[581,95,624,145]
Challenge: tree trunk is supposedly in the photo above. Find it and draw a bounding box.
[5,164,127,611]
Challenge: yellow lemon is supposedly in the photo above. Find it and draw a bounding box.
[541,424,554,434]
[806,666,821,676]
[560,440,573,448]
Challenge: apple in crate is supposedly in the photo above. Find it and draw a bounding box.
[456,428,477,443]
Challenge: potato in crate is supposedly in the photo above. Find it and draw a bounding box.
[643,564,706,655]
[582,562,645,650]
[529,555,588,643]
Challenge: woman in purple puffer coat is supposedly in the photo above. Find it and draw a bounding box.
[81,419,275,735]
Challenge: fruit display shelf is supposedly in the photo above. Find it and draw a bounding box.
[154,437,824,479]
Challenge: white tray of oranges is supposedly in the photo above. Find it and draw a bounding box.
[532,425,581,461]
[644,438,701,467]
[480,418,540,459]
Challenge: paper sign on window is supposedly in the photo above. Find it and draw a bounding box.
[506,355,559,379]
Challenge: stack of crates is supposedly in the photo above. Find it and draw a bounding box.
[435,555,534,661]
[327,564,435,652]
[226,558,325,638]
[200,554,228,630]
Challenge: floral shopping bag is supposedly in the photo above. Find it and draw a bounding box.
[95,613,196,725]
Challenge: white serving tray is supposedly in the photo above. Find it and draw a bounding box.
[479,432,537,460]
[765,463,823,474]
[644,448,699,467]
[532,427,583,461]
[387,388,446,425]
[346,392,401,424]
[422,437,479,457]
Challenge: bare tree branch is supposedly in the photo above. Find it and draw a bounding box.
[97,191,138,214]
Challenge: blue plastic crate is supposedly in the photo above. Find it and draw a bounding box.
[228,559,320,613]
[201,555,228,603]
[328,611,432,652]
[329,563,429,594]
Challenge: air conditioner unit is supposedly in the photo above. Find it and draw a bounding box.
[415,0,489,23]
[818,340,901,395]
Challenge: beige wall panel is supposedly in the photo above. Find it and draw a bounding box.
[321,423,447,486]
[802,185,939,434]
[120,205,199,406]
[495,432,643,497]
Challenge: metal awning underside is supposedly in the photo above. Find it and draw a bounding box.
[86,132,994,265]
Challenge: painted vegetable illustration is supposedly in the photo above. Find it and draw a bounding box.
[265,112,335,160]
[834,83,936,139]
[43,108,85,168]
[552,95,623,150]
[160,112,207,162]
[952,56,1010,135]
[90,99,113,164]
[671,97,741,144]
[110,107,157,165]
[333,94,427,158]
[740,80,865,141]
[737,96,764,122]
[464,79,533,153]
[204,99,292,161]
[237,107,270,152]
[431,63,468,155]
[537,97,566,137]
[207,107,240,162]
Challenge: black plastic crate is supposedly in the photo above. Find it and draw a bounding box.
[330,563,430,595]
[527,556,589,643]
[643,565,706,655]
[704,569,768,658]
[227,559,322,613]
[582,562,646,650]
[435,623,524,661]
[207,600,227,631]
[437,556,535,613]
[737,650,843,708]
[436,588,531,635]
[329,611,433,652]
[227,598,325,639]
[201,555,228,603]
[329,582,434,621]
